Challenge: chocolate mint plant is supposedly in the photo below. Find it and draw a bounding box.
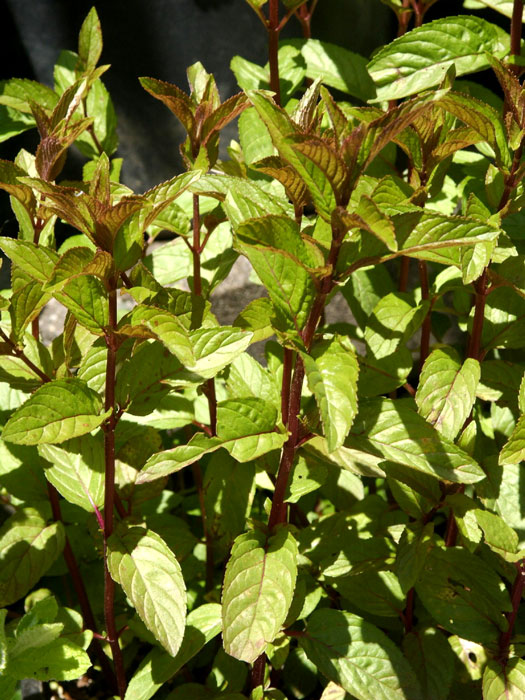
[1,1,525,698]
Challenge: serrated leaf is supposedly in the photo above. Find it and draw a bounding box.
[0,238,58,282]
[300,608,421,700]
[303,335,359,451]
[475,509,519,560]
[138,398,286,483]
[222,526,297,663]
[415,546,511,643]
[481,288,525,352]
[284,39,375,101]
[416,347,480,441]
[108,523,186,657]
[9,633,91,681]
[39,434,105,512]
[499,413,525,464]
[2,377,109,445]
[466,0,525,20]
[53,274,109,333]
[235,215,317,336]
[396,522,434,594]
[10,280,51,342]
[124,603,222,700]
[346,398,485,484]
[368,16,509,102]
[0,508,65,606]
[78,7,102,72]
[403,628,456,700]
[483,658,525,700]
[365,292,427,360]
[396,209,500,265]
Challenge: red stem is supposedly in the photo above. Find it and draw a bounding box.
[47,483,117,691]
[398,257,410,292]
[103,285,127,699]
[467,270,488,360]
[191,193,217,590]
[251,654,266,690]
[281,348,293,427]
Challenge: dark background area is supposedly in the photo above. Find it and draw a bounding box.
[0,0,513,193]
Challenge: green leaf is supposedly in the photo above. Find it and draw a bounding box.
[124,603,222,700]
[415,546,511,643]
[78,7,102,71]
[300,609,421,700]
[395,522,434,594]
[222,526,297,663]
[403,628,456,700]
[396,209,501,266]
[483,658,525,700]
[204,452,255,553]
[365,292,428,360]
[474,509,519,560]
[53,275,109,334]
[0,238,58,283]
[226,353,280,408]
[9,281,52,342]
[8,622,91,681]
[368,16,509,102]
[303,335,359,451]
[0,508,65,606]
[346,398,485,484]
[107,523,186,657]
[235,215,317,336]
[416,347,480,441]
[465,0,525,20]
[481,288,525,352]
[283,39,375,101]
[2,378,109,445]
[39,434,105,512]
[500,413,525,465]
[247,91,339,221]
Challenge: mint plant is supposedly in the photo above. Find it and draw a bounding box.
[1,1,525,698]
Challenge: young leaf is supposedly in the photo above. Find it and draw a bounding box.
[346,398,485,484]
[300,609,422,700]
[0,508,65,606]
[302,335,359,452]
[222,526,298,663]
[78,7,103,72]
[416,347,480,441]
[107,523,186,657]
[2,378,109,445]
[368,16,509,102]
